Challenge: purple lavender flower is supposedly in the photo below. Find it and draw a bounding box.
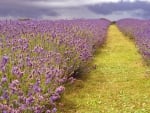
[50,94,60,102]
[2,90,9,100]
[2,110,8,113]
[19,104,27,111]
[2,56,9,66]
[1,75,7,83]
[46,110,51,113]
[33,80,42,93]
[51,107,57,113]
[55,86,65,94]
[12,66,24,78]
[0,56,9,70]
[9,80,20,94]
[25,96,34,105]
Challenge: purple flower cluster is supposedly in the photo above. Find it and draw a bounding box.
[0,19,110,112]
[117,19,150,61]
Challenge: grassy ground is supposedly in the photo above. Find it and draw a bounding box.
[58,25,150,113]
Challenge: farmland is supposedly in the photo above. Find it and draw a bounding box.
[0,19,110,112]
[1,19,150,113]
[117,19,150,63]
[57,25,150,113]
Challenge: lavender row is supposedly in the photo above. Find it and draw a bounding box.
[0,19,110,112]
[117,19,150,62]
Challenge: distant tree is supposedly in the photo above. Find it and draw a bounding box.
[18,18,31,21]
[111,21,116,25]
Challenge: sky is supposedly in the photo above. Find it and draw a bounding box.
[0,0,150,20]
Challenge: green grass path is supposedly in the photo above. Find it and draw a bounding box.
[58,25,150,113]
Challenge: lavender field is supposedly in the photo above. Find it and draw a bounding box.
[0,19,110,112]
[117,19,150,63]
[57,22,150,113]
[1,0,150,112]
[1,18,150,113]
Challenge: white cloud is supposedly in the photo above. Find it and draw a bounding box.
[0,0,150,20]
[0,16,15,20]
[39,7,145,21]
[29,0,150,8]
[29,0,127,8]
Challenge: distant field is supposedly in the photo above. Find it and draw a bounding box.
[117,19,150,63]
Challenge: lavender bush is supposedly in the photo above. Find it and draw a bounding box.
[0,19,110,112]
[117,19,150,62]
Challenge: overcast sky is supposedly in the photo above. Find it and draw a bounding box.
[0,0,150,20]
